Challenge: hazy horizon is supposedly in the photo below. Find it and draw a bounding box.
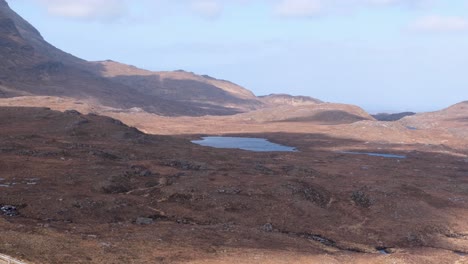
[9,0,468,113]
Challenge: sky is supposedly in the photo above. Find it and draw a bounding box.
[8,0,468,113]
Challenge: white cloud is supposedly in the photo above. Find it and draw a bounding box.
[29,0,441,21]
[37,0,127,21]
[191,0,223,18]
[274,0,322,18]
[272,0,434,19]
[409,15,468,32]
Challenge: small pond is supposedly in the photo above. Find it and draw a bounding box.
[191,136,297,152]
[340,151,406,159]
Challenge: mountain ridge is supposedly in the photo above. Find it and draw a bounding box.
[0,0,265,116]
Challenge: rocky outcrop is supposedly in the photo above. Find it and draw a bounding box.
[259,93,322,106]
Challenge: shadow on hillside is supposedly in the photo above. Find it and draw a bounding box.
[92,62,262,116]
[270,110,370,125]
[449,117,468,123]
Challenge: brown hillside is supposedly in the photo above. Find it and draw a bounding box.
[0,0,262,116]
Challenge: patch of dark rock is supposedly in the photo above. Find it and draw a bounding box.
[0,147,14,153]
[135,217,154,225]
[69,118,89,128]
[14,149,37,156]
[454,251,467,256]
[1,205,18,216]
[286,181,331,208]
[223,202,249,212]
[261,223,274,232]
[351,190,372,208]
[176,217,196,225]
[165,160,207,171]
[33,61,65,75]
[376,247,391,254]
[149,213,168,221]
[144,181,160,188]
[300,233,337,247]
[254,163,274,175]
[168,193,193,203]
[14,149,66,158]
[126,165,158,177]
[100,175,132,194]
[66,143,93,150]
[278,230,367,252]
[111,119,124,126]
[64,110,81,115]
[40,151,68,158]
[405,233,425,246]
[217,187,241,195]
[445,232,468,239]
[281,165,320,177]
[88,150,120,160]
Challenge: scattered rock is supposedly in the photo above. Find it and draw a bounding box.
[135,217,154,225]
[217,187,241,195]
[127,165,157,177]
[297,233,337,247]
[88,150,120,160]
[166,160,207,171]
[176,218,195,225]
[1,205,18,216]
[168,193,193,203]
[262,223,273,232]
[351,190,372,208]
[287,181,331,208]
[158,177,169,186]
[376,247,391,254]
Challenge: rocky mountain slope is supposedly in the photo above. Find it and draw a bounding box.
[399,101,468,138]
[0,0,262,116]
[92,60,262,113]
[0,0,384,124]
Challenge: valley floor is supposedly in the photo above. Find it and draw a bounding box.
[0,101,468,263]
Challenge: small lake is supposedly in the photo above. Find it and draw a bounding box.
[340,151,406,159]
[191,137,297,152]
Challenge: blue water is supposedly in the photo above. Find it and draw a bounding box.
[378,249,390,255]
[191,137,297,152]
[340,151,406,159]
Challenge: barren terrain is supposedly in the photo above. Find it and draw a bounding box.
[0,104,467,263]
[1,0,468,263]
